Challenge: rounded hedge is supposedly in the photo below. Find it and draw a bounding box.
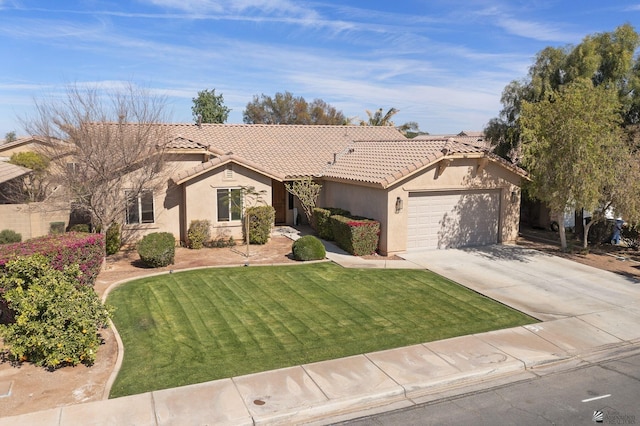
[0,229,22,245]
[137,232,175,268]
[292,235,326,261]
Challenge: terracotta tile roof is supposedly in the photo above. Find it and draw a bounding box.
[168,124,405,179]
[414,133,489,150]
[0,161,31,184]
[323,138,516,188]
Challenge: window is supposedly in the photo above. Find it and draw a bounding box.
[126,190,154,225]
[217,188,242,221]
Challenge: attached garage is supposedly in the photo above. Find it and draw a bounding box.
[407,190,500,250]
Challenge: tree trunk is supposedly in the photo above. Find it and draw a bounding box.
[557,211,567,250]
[582,219,594,249]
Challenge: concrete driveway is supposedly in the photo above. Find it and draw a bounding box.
[399,244,640,322]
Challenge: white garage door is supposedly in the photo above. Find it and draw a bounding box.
[407,190,500,250]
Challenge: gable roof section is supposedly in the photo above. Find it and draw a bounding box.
[172,154,285,185]
[323,138,526,188]
[0,161,31,184]
[164,124,405,182]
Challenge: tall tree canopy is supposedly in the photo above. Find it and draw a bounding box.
[520,80,632,248]
[191,89,230,124]
[486,24,640,161]
[243,91,346,125]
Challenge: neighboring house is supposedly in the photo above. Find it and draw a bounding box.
[0,135,52,161]
[0,136,71,239]
[0,125,527,254]
[0,161,32,204]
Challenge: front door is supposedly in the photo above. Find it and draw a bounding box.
[272,180,287,224]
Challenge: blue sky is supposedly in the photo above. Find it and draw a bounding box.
[1,1,639,137]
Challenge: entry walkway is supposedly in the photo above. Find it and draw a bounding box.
[2,245,640,425]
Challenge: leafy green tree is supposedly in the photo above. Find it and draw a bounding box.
[520,80,633,249]
[4,131,17,143]
[243,91,346,124]
[486,24,640,160]
[191,89,230,124]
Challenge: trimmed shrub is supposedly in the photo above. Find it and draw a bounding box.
[137,232,175,268]
[187,220,211,249]
[330,215,380,256]
[0,232,105,286]
[105,222,121,256]
[313,207,351,240]
[243,206,275,245]
[0,255,111,368]
[49,222,65,234]
[68,224,90,233]
[0,229,22,245]
[292,235,326,261]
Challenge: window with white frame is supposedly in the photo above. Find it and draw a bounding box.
[217,188,242,221]
[125,190,154,225]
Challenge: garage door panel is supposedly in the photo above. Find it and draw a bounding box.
[407,191,499,250]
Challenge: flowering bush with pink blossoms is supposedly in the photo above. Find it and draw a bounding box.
[0,232,104,287]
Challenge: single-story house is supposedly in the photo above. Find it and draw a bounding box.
[1,125,527,255]
[124,124,523,255]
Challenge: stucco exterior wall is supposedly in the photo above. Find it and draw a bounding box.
[319,181,389,252]
[182,164,272,243]
[321,157,522,255]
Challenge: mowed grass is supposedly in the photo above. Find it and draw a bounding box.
[108,262,536,397]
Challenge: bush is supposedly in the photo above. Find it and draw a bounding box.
[313,207,351,240]
[0,232,105,286]
[330,215,380,256]
[0,255,111,368]
[0,229,22,245]
[105,222,121,256]
[137,232,175,268]
[187,220,211,249]
[292,235,326,261]
[49,222,65,234]
[243,206,275,245]
[68,224,90,233]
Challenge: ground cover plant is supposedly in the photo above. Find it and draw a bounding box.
[108,263,536,397]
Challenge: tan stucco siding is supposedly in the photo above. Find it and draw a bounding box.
[319,181,389,253]
[182,164,272,242]
[321,157,522,255]
[389,158,521,253]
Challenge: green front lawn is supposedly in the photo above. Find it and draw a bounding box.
[108,263,536,398]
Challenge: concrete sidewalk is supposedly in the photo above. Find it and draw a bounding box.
[2,244,640,425]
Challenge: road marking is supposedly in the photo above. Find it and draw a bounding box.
[582,394,611,403]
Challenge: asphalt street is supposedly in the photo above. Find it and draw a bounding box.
[338,351,640,426]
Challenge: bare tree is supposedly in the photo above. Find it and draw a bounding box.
[24,83,172,237]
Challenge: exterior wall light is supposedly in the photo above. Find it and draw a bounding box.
[511,190,518,204]
[395,196,403,213]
